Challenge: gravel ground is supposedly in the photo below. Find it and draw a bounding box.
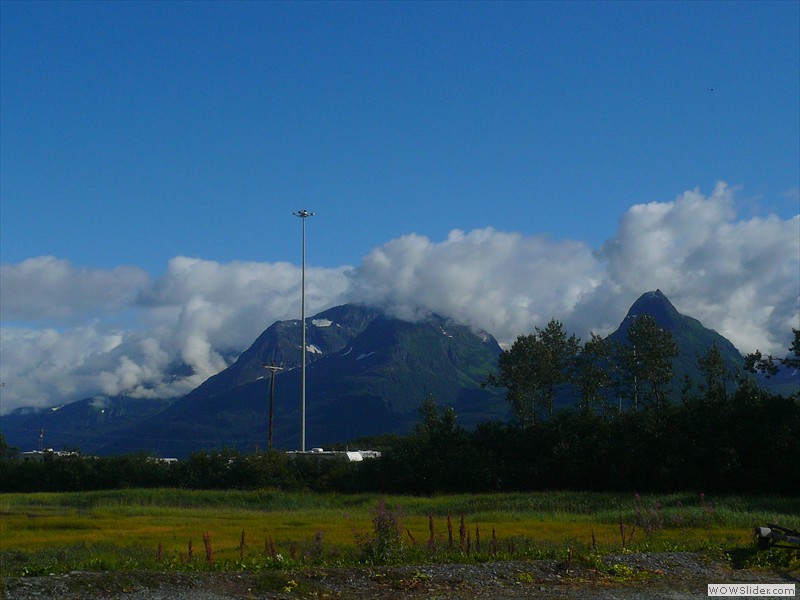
[3,552,797,599]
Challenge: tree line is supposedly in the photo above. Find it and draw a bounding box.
[485,315,730,422]
[351,380,799,495]
[2,379,797,495]
[1,325,797,495]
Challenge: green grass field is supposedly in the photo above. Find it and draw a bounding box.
[1,489,798,576]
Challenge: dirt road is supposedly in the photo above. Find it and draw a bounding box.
[3,552,796,599]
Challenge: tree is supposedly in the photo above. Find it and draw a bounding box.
[415,393,457,438]
[618,315,678,411]
[698,341,730,400]
[789,328,800,370]
[487,319,580,425]
[745,328,800,377]
[0,433,19,460]
[744,349,780,378]
[535,319,581,418]
[487,333,543,426]
[575,333,613,416]
[376,394,473,494]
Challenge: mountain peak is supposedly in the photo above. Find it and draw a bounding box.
[609,290,745,400]
[625,289,681,329]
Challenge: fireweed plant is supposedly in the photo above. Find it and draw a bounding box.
[1,492,797,576]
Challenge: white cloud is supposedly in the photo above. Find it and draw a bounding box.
[0,183,797,414]
[0,256,352,413]
[0,256,150,322]
[595,182,799,353]
[0,326,126,410]
[348,228,602,342]
[139,257,352,379]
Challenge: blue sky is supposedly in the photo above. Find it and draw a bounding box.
[3,1,797,271]
[1,1,798,412]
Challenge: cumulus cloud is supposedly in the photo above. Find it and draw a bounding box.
[593,183,799,353]
[0,326,126,409]
[0,256,151,323]
[348,228,602,342]
[140,256,352,376]
[0,256,352,413]
[0,183,797,414]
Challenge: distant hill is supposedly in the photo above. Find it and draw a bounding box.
[0,396,175,454]
[3,293,794,457]
[99,305,507,457]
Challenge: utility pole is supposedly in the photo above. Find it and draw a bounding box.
[292,209,314,452]
[633,343,639,411]
[264,363,284,451]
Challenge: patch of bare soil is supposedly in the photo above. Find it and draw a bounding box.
[3,552,797,599]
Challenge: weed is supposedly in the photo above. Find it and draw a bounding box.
[202,531,213,564]
[427,514,435,555]
[264,536,277,560]
[405,528,417,547]
[309,530,325,562]
[609,562,635,579]
[729,547,800,571]
[3,489,799,576]
[619,511,637,549]
[578,550,606,572]
[447,512,454,549]
[634,493,664,537]
[356,498,404,564]
[459,513,467,551]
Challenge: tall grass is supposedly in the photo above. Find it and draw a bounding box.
[1,490,798,576]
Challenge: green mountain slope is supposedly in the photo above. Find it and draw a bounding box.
[99,306,506,457]
[609,289,745,390]
[6,292,792,457]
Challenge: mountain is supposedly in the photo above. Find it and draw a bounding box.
[4,292,794,457]
[180,304,383,401]
[605,289,797,398]
[99,305,507,457]
[608,289,745,387]
[0,396,176,454]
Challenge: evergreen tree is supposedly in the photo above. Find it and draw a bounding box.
[0,433,19,460]
[536,319,581,418]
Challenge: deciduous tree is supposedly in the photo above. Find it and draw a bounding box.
[698,342,729,400]
[617,315,678,411]
[487,319,580,424]
[575,333,613,416]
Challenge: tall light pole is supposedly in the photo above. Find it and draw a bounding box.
[293,209,314,451]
